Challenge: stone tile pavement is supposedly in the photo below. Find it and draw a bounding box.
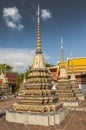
[0,98,86,130]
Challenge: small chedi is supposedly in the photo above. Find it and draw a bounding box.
[56,37,78,107]
[19,73,27,91]
[6,4,68,126]
[69,64,84,100]
[0,71,9,93]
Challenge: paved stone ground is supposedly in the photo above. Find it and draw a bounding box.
[0,98,86,130]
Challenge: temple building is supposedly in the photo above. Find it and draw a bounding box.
[47,58,86,95]
[56,37,78,107]
[58,58,86,95]
[6,4,68,126]
[68,58,86,94]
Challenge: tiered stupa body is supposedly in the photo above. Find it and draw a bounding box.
[69,67,84,100]
[56,37,78,106]
[13,4,63,113]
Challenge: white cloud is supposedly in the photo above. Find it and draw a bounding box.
[17,24,24,31]
[6,21,17,28]
[14,62,24,67]
[41,9,52,21]
[0,48,34,72]
[44,54,50,60]
[0,48,50,72]
[3,7,24,31]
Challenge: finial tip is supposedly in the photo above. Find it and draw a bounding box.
[61,36,63,44]
[38,3,40,16]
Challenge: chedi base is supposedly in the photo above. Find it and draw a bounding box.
[6,108,68,126]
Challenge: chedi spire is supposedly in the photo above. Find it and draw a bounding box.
[36,4,42,54]
[61,36,64,66]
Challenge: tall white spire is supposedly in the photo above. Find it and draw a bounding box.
[61,36,63,49]
[59,36,67,78]
[61,36,64,65]
[37,3,40,24]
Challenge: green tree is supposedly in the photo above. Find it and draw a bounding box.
[45,63,54,67]
[15,73,24,92]
[0,64,13,72]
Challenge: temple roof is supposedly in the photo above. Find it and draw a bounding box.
[57,58,86,75]
[68,58,86,66]
[0,72,18,84]
[6,73,18,81]
[58,62,67,68]
[58,58,86,69]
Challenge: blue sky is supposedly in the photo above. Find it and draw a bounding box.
[0,0,86,72]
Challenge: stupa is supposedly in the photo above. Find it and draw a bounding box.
[69,58,84,100]
[6,4,68,126]
[0,71,10,93]
[19,72,27,90]
[56,37,78,107]
[23,72,27,84]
